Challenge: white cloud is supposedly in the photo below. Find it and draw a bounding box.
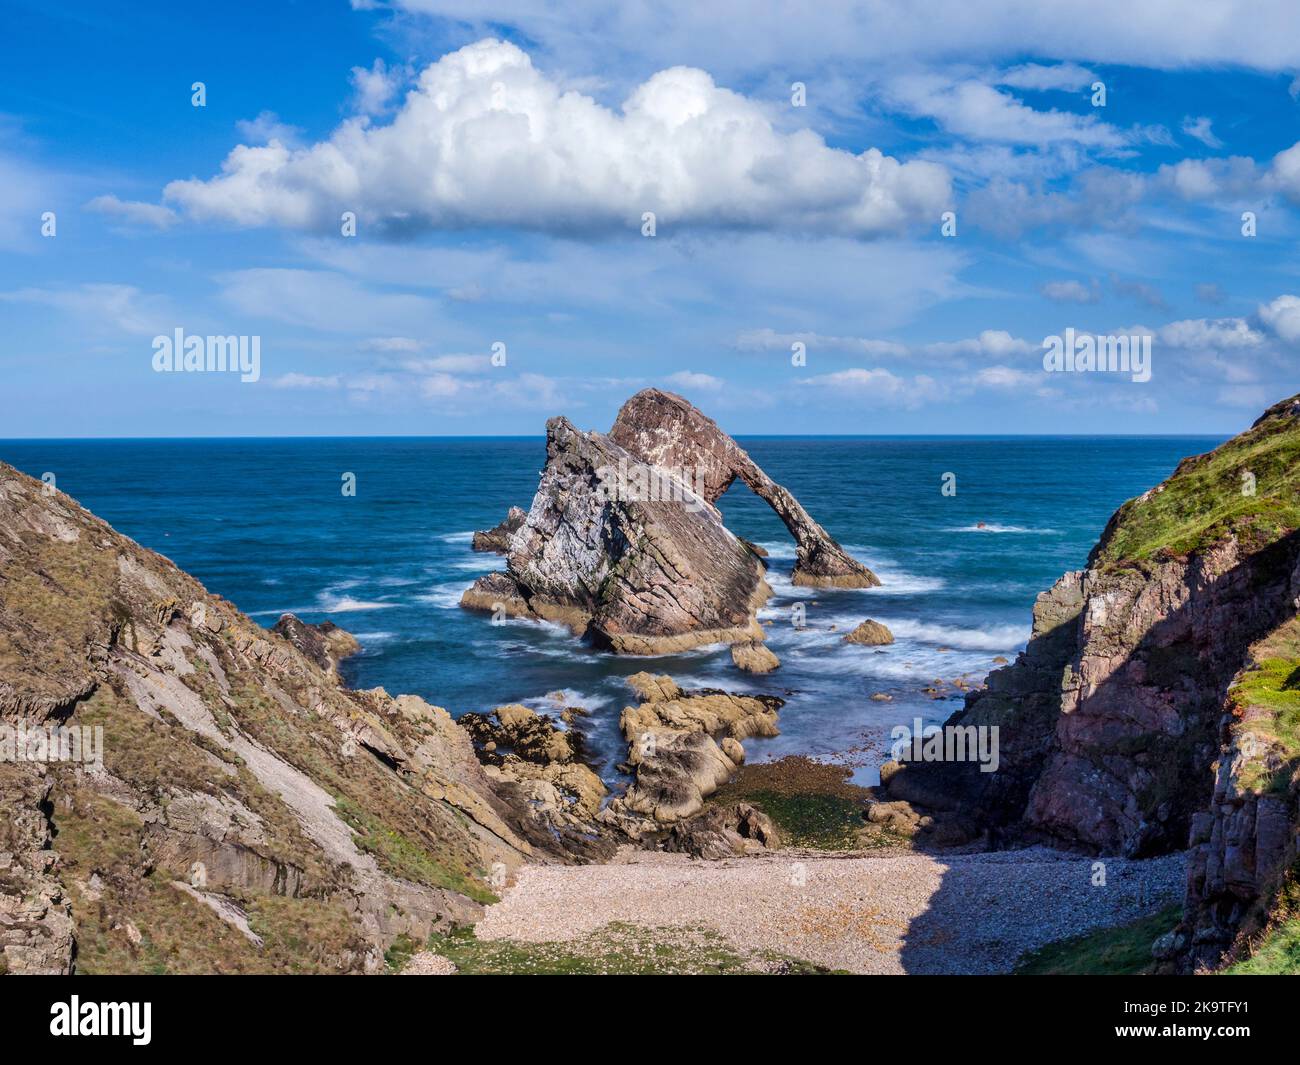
[1181,115,1223,149]
[734,328,909,359]
[163,38,950,238]
[797,367,946,408]
[379,2,1300,76]
[883,74,1126,148]
[0,283,168,334]
[234,111,303,147]
[664,370,723,391]
[350,59,405,115]
[85,194,178,229]
[997,62,1097,91]
[1041,278,1100,303]
[1158,316,1263,350]
[272,373,341,389]
[1258,294,1300,342]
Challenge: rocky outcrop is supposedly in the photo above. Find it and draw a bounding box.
[271,614,359,682]
[458,703,614,861]
[609,390,878,588]
[663,803,781,859]
[461,390,874,656]
[1180,609,1300,972]
[844,619,894,646]
[463,413,772,654]
[601,674,782,828]
[0,459,589,975]
[472,506,526,554]
[731,640,780,673]
[880,392,1300,970]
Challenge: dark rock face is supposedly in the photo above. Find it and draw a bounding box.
[609,390,878,588]
[461,390,874,654]
[471,506,526,554]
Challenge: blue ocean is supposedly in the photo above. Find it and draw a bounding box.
[0,436,1222,786]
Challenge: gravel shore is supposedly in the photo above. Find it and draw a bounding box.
[475,846,1186,974]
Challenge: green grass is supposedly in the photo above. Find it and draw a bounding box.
[334,795,496,904]
[1223,917,1300,974]
[1228,614,1300,794]
[1014,905,1181,975]
[419,923,838,975]
[1095,398,1300,567]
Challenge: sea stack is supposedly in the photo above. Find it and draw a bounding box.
[462,390,877,654]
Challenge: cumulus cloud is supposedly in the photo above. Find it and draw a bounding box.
[350,58,406,115]
[1258,294,1300,342]
[162,39,950,238]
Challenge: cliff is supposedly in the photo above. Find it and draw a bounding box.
[884,392,1300,971]
[0,461,585,975]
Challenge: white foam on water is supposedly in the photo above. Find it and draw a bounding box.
[885,618,1027,651]
[416,582,474,609]
[437,531,475,543]
[317,594,397,614]
[946,524,1059,534]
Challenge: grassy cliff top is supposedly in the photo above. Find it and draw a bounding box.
[1092,393,1300,568]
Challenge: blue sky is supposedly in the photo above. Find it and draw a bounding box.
[3,0,1300,436]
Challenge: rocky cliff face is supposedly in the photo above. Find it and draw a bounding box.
[884,392,1300,970]
[0,461,583,975]
[462,389,874,655]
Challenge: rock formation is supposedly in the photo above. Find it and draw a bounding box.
[609,390,878,588]
[471,506,526,554]
[731,640,780,673]
[844,619,894,646]
[463,390,875,655]
[0,460,592,975]
[881,392,1300,971]
[600,673,782,829]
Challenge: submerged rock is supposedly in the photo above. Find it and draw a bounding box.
[461,389,874,657]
